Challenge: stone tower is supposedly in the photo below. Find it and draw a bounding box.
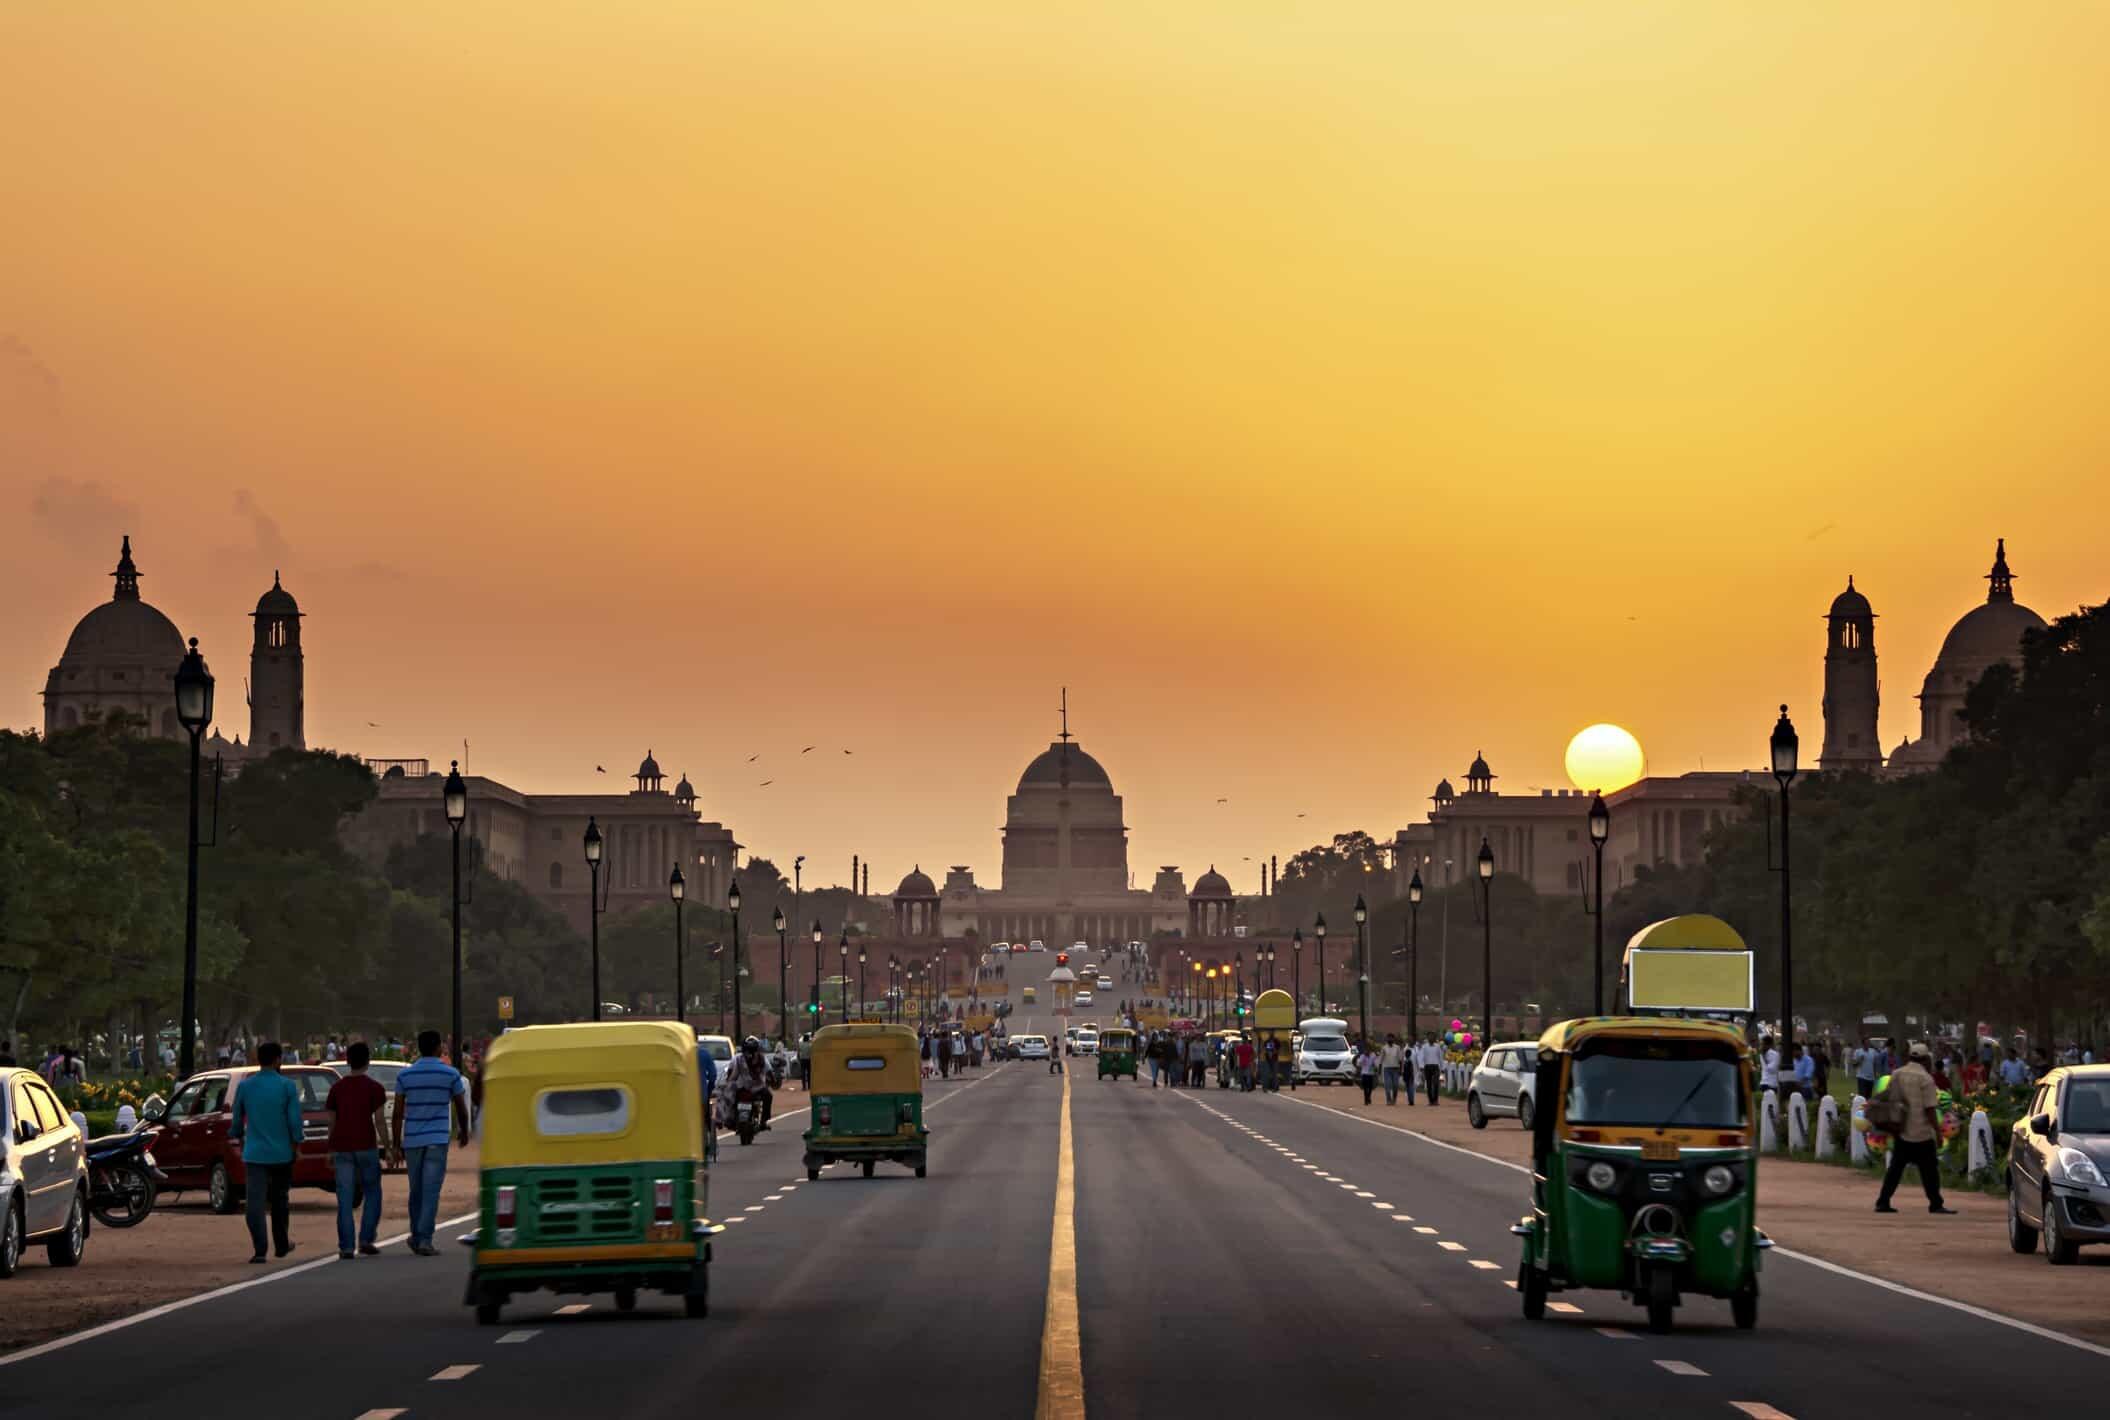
[248,572,305,751]
[1819,575,1880,771]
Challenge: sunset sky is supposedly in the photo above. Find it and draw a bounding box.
[5,3,2106,894]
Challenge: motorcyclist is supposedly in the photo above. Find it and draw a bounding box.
[719,1035,775,1131]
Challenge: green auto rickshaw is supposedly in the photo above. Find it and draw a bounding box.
[802,1023,928,1179]
[1097,1026,1138,1080]
[1512,1016,1769,1333]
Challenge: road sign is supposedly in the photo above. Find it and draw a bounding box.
[497,995,515,1021]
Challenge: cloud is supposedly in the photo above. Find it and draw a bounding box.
[0,335,60,400]
[29,477,139,551]
[228,488,291,563]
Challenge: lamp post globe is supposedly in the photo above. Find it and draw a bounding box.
[172,638,214,1080]
[443,761,469,1065]
[583,817,605,1020]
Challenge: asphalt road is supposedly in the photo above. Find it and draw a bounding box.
[5,985,2110,1419]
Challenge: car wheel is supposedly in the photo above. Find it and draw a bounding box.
[46,1192,86,1268]
[1731,1282,1758,1330]
[2045,1190,2079,1265]
[1519,1258,1547,1320]
[861,1160,875,1179]
[0,1200,21,1280]
[208,1162,241,1215]
[1517,1095,1535,1131]
[2007,1182,2039,1254]
[1468,1093,1488,1130]
[615,1286,638,1313]
[475,1299,504,1326]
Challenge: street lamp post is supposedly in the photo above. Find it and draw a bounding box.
[1291,930,1303,1017]
[728,880,743,1039]
[858,943,867,1019]
[1407,871,1424,1044]
[669,864,687,1025]
[1353,894,1369,1045]
[1587,792,1610,1015]
[813,919,825,1023]
[773,907,788,1043]
[172,638,214,1080]
[1190,959,1201,1016]
[838,930,849,1020]
[1476,837,1495,1048]
[1771,705,1799,1049]
[443,762,468,1065]
[1205,967,1218,1028]
[583,818,605,1021]
[1314,913,1328,1017]
[713,943,726,1033]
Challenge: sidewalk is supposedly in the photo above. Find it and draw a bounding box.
[1274,1084,2110,1344]
[0,1146,481,1357]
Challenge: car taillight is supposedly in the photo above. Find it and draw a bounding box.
[653,1179,675,1225]
[817,1103,831,1127]
[495,1185,517,1228]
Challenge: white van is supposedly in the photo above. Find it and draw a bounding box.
[1295,1017,1355,1085]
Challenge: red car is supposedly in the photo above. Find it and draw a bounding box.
[142,1066,339,1213]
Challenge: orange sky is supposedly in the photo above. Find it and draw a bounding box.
[5,2,2106,894]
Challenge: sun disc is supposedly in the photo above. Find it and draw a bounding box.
[1565,723,1645,793]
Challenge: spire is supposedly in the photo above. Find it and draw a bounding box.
[1986,537,2014,603]
[111,535,140,601]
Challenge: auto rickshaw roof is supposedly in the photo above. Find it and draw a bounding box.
[1536,1015,1752,1057]
[812,1023,919,1046]
[483,1020,699,1084]
[1621,914,1749,957]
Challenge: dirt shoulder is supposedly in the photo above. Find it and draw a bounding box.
[1275,1083,2110,1345]
[1,1147,480,1357]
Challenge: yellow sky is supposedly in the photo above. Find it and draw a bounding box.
[4,2,2106,892]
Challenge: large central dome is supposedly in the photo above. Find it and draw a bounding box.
[1016,742,1113,792]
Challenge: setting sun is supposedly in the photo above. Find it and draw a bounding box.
[1564,723,1646,794]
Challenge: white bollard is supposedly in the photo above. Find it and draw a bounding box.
[1849,1094,1870,1166]
[1788,1092,1810,1153]
[1760,1091,1780,1152]
[1815,1095,1840,1159]
[1968,1108,1995,1174]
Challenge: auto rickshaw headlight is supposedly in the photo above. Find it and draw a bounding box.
[1585,1161,1617,1192]
[1701,1164,1735,1196]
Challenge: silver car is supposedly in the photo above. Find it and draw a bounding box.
[1467,1042,1540,1130]
[2007,1064,2110,1264]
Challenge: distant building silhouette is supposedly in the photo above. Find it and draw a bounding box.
[1819,576,1881,772]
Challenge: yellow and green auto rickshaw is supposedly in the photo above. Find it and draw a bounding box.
[464,1020,722,1325]
[1097,1026,1139,1080]
[802,1024,928,1180]
[1512,1015,1769,1333]
[1021,986,1037,1005]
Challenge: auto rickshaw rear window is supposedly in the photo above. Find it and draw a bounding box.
[1566,1039,1746,1128]
[534,1086,632,1137]
[844,1057,889,1071]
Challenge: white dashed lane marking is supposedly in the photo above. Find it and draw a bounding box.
[431,1365,481,1381]
[1437,1241,1466,1252]
[1729,1405,1794,1419]
[1372,1203,1394,1211]
[1549,1302,1583,1315]
[496,1330,538,1344]
[1655,1360,1708,1377]
[354,1412,406,1419]
[1468,1260,1499,1270]
[1414,1226,1439,1235]
[554,1304,591,1316]
[1596,1327,1637,1340]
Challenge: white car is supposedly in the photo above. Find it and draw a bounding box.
[1028,939,1046,952]
[1075,991,1095,1008]
[1467,1042,1541,1129]
[1295,1020,1356,1085]
[1014,1035,1051,1060]
[1075,1029,1100,1056]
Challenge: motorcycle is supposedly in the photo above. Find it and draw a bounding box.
[734,1086,775,1146]
[87,1130,166,1228]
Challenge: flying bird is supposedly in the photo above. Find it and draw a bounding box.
[801,745,816,754]
[1296,812,1307,818]
[842,748,853,755]
[366,721,379,727]
[759,779,774,787]
[595,765,606,773]
[747,753,760,762]
[1215,797,1228,803]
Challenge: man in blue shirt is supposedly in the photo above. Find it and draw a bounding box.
[227,1041,304,1263]
[390,1030,470,1256]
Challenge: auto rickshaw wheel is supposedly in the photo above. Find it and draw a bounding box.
[1644,1268,1676,1334]
[808,1166,820,1181]
[476,1298,503,1326]
[1518,1260,1547,1321]
[615,1286,638,1313]
[915,1163,927,1178]
[862,1160,875,1178]
[1731,1283,1758,1330]
[685,1293,709,1319]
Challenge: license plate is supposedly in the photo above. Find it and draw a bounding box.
[1641,1140,1680,1162]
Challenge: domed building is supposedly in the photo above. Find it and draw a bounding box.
[1889,540,2047,769]
[43,537,189,738]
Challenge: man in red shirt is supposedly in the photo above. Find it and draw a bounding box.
[324,1042,391,1259]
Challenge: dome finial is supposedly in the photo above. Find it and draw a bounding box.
[1986,537,2014,603]
[112,535,141,600]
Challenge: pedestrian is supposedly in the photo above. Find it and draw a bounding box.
[1421,1035,1442,1107]
[1811,1044,1831,1104]
[1999,1047,2030,1092]
[1380,1034,1404,1107]
[1873,1043,1957,1215]
[227,1040,302,1263]
[1234,1035,1255,1092]
[391,1030,471,1257]
[1262,1034,1281,1092]
[1759,1034,1780,1109]
[936,1032,953,1079]
[1356,1042,1379,1105]
[324,1041,389,1259]
[798,1032,812,1090]
[1854,1041,1876,1100]
[1792,1042,1815,1103]
[1188,1034,1207,1088]
[920,1031,933,1080]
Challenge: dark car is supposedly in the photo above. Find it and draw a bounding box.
[143,1066,339,1213]
[2007,1064,2110,1264]
[2,1066,90,1277]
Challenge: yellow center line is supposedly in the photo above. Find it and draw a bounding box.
[1036,1063,1084,1420]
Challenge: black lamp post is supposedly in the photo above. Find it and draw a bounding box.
[1291,930,1303,1016]
[172,637,214,1080]
[838,929,849,1020]
[443,761,468,1064]
[1771,705,1799,1048]
[773,906,788,1043]
[1353,893,1370,1045]
[1476,836,1495,1047]
[583,817,605,1021]
[1407,870,1423,1044]
[669,864,687,1025]
[713,943,726,1033]
[1587,792,1610,1015]
[858,943,867,1019]
[888,955,899,1022]
[1314,913,1328,1016]
[813,919,826,1023]
[728,879,743,1039]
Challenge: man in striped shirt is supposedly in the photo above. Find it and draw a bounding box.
[390,1030,470,1256]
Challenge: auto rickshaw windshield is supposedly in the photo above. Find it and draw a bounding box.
[1565,1038,1747,1129]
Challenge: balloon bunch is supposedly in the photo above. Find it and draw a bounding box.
[1442,1018,1475,1051]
